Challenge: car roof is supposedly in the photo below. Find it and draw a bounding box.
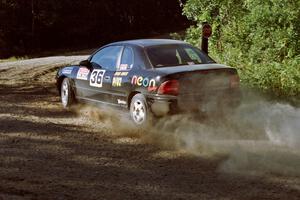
[109,39,189,48]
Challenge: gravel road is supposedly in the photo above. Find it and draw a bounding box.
[0,56,299,200]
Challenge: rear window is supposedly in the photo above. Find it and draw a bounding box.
[146,44,215,68]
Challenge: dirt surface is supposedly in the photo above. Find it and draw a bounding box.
[0,56,299,200]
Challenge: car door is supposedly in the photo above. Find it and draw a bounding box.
[110,46,135,107]
[75,45,123,104]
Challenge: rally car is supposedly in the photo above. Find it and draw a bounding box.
[56,39,240,125]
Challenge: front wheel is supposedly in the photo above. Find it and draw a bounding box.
[130,94,152,127]
[61,78,75,108]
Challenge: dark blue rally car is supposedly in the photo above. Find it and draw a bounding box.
[56,39,240,125]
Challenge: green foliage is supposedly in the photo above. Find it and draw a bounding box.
[183,0,300,97]
[0,56,29,63]
[240,59,300,96]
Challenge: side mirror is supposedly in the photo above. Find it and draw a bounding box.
[79,60,91,68]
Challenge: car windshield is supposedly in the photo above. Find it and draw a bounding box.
[146,44,215,68]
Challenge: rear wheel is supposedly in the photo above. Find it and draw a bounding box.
[61,78,75,108]
[130,94,152,127]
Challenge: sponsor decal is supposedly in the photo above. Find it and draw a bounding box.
[119,64,128,71]
[114,71,128,76]
[118,64,133,71]
[112,77,122,87]
[112,71,128,87]
[62,67,73,74]
[121,72,129,76]
[117,99,127,105]
[90,69,105,88]
[131,75,157,91]
[77,67,89,80]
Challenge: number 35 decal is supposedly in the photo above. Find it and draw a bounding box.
[90,69,106,88]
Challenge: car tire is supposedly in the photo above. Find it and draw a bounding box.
[130,94,152,127]
[61,78,75,108]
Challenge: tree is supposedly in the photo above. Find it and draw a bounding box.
[183,0,300,97]
[0,0,189,58]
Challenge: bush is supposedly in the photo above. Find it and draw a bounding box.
[240,59,300,96]
[182,0,300,97]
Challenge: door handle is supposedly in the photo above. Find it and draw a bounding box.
[104,76,111,80]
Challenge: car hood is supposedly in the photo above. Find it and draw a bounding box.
[154,64,232,74]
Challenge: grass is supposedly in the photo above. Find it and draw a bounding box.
[0,56,29,63]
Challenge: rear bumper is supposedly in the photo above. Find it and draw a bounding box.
[146,94,178,116]
[146,89,241,116]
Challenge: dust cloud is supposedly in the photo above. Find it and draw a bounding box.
[74,94,300,177]
[74,104,140,138]
[152,97,300,177]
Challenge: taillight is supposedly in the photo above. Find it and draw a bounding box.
[230,75,240,88]
[157,80,179,96]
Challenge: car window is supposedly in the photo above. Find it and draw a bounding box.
[119,47,134,71]
[175,50,183,64]
[147,46,180,67]
[146,44,215,68]
[91,46,122,70]
[184,48,202,63]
